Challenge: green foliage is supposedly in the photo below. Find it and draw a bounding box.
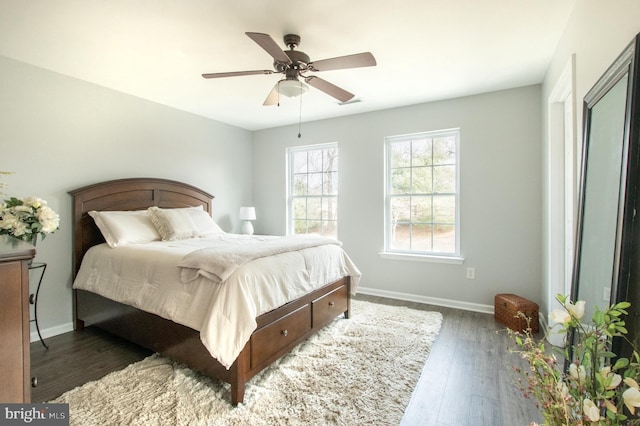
[508,295,640,425]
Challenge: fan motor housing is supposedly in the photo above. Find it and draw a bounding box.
[274,50,310,73]
[285,50,310,67]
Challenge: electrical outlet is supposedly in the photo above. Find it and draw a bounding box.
[603,287,610,302]
[466,267,475,279]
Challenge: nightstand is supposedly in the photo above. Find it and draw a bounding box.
[0,235,35,403]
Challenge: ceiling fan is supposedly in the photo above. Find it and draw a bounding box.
[202,32,376,106]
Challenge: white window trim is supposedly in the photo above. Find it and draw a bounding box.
[286,142,339,237]
[379,251,464,264]
[382,129,461,262]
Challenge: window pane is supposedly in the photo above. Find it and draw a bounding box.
[308,172,323,195]
[390,223,411,250]
[322,221,337,238]
[412,166,432,194]
[293,220,307,234]
[324,171,338,195]
[307,198,322,220]
[322,197,338,220]
[434,195,456,223]
[433,165,456,193]
[324,148,338,172]
[293,151,308,173]
[293,174,307,196]
[293,198,307,220]
[433,136,456,165]
[391,196,411,222]
[391,168,411,194]
[307,220,321,235]
[412,139,432,167]
[391,141,411,168]
[411,224,433,251]
[412,196,433,223]
[433,224,456,252]
[308,150,324,172]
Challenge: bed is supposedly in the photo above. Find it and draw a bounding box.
[69,177,360,405]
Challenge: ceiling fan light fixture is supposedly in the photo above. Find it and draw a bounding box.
[277,79,309,97]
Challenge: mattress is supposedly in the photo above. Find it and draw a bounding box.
[72,234,361,368]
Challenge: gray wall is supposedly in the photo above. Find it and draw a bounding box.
[0,55,253,338]
[253,86,542,311]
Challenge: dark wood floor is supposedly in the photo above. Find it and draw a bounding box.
[31,294,543,425]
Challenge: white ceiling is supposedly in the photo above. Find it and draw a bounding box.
[0,0,575,131]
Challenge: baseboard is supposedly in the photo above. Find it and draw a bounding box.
[30,322,74,343]
[357,286,494,314]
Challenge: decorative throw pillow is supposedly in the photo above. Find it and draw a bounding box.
[88,210,161,248]
[147,206,200,241]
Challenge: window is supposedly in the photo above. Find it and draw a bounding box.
[384,129,459,257]
[287,143,338,238]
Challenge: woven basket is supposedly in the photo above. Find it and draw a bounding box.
[494,293,539,333]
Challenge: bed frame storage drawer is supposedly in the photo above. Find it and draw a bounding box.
[250,304,311,368]
[312,284,348,329]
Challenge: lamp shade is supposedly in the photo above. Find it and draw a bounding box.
[239,207,256,221]
[277,79,309,98]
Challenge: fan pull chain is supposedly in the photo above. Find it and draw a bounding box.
[298,84,303,138]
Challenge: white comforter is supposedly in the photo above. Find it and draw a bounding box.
[72,234,361,369]
[179,235,342,284]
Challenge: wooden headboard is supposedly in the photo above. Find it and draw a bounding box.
[69,178,214,275]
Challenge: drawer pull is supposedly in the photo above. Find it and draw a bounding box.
[31,377,38,387]
[29,294,35,305]
[281,329,288,337]
[328,301,335,307]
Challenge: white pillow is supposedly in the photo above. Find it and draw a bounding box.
[186,207,225,236]
[147,206,199,241]
[88,210,160,248]
[147,206,225,239]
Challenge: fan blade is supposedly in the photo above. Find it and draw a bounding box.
[309,52,376,72]
[245,32,292,65]
[263,83,280,106]
[304,76,354,102]
[202,70,274,79]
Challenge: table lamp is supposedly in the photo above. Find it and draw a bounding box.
[239,207,256,235]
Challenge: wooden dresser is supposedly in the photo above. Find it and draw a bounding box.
[0,235,35,403]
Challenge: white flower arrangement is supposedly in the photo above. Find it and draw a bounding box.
[509,294,640,425]
[0,196,60,243]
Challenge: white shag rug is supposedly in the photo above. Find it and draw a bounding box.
[53,300,442,425]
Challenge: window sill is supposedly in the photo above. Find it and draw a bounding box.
[379,252,464,264]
